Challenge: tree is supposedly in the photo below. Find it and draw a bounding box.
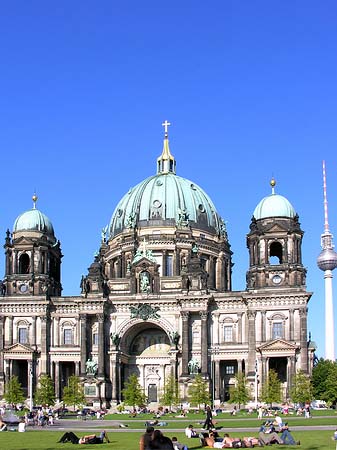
[188,374,210,409]
[4,375,25,405]
[312,358,337,404]
[62,375,85,409]
[160,375,180,410]
[289,370,313,405]
[261,369,281,406]
[122,374,146,410]
[228,372,251,409]
[35,374,56,406]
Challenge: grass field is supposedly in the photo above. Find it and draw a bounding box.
[1,410,336,450]
[0,429,335,450]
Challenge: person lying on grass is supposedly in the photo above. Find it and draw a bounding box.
[58,430,110,444]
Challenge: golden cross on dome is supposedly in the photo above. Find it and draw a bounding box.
[162,120,171,135]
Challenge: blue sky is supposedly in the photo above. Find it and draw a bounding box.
[1,1,337,358]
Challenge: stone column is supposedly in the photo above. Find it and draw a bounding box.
[213,313,220,345]
[31,316,36,347]
[0,317,4,382]
[55,317,60,347]
[299,308,308,374]
[175,249,181,276]
[214,359,220,402]
[200,311,208,375]
[75,361,80,376]
[80,314,87,376]
[237,312,243,344]
[286,355,296,395]
[111,356,117,402]
[260,311,266,342]
[55,361,60,401]
[117,358,122,403]
[162,251,167,276]
[7,316,13,346]
[237,359,242,374]
[40,316,48,374]
[14,250,18,274]
[247,311,257,378]
[181,311,190,376]
[121,252,126,278]
[97,314,105,377]
[289,309,294,341]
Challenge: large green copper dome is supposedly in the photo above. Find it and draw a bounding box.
[108,126,224,238]
[253,179,296,220]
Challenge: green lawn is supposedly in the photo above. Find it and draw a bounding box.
[0,430,335,450]
[71,413,337,430]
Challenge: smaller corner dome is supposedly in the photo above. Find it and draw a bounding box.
[253,179,296,220]
[253,193,296,220]
[13,208,55,236]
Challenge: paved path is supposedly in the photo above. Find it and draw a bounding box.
[30,418,337,434]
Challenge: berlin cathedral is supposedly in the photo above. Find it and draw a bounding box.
[0,122,315,407]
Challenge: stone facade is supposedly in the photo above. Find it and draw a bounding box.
[0,131,314,407]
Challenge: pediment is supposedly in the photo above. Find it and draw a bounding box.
[12,236,34,246]
[133,257,159,268]
[258,338,298,352]
[3,343,34,355]
[264,223,288,233]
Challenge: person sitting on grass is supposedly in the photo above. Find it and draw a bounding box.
[279,424,300,446]
[185,424,198,438]
[58,430,110,444]
[172,436,188,450]
[258,422,283,445]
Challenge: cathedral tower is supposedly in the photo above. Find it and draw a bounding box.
[246,179,306,290]
[3,195,62,297]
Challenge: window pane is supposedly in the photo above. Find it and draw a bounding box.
[226,365,235,375]
[224,325,233,342]
[272,322,283,339]
[165,255,173,276]
[64,329,73,345]
[18,328,27,344]
[93,333,98,345]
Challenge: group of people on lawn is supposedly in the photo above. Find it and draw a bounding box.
[196,410,300,448]
[137,406,300,450]
[57,405,300,448]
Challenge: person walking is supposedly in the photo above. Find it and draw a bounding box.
[203,406,213,431]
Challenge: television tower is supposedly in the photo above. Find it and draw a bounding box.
[317,161,337,361]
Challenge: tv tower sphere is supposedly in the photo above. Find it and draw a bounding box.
[317,248,337,272]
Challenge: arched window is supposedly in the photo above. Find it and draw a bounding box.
[92,325,98,346]
[269,241,283,264]
[61,321,75,345]
[17,320,29,344]
[19,253,30,274]
[269,313,286,340]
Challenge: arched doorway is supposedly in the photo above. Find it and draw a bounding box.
[121,324,172,404]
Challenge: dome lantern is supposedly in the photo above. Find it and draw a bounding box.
[157,120,176,174]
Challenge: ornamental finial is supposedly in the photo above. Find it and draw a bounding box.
[162,120,171,137]
[32,193,38,209]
